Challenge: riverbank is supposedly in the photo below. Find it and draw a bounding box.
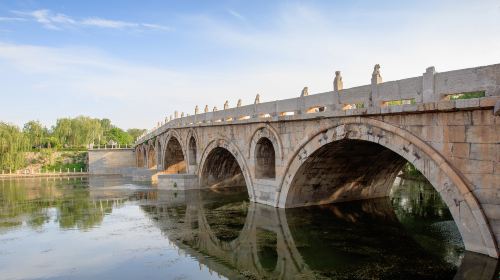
[0,172,89,179]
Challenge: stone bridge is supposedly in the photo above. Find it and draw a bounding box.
[134,63,500,258]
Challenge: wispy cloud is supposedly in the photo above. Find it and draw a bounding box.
[0,16,26,22]
[10,9,171,31]
[226,9,245,21]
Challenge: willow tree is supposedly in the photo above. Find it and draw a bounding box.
[0,123,30,171]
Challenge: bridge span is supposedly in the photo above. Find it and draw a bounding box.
[134,63,500,258]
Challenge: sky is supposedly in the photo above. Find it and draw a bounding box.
[0,0,499,130]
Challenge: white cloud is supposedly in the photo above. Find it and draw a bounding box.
[10,9,171,31]
[0,16,26,22]
[1,1,499,129]
[81,17,139,29]
[226,9,245,21]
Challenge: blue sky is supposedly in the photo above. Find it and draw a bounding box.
[1,1,499,129]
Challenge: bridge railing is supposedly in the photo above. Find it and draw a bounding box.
[136,63,500,144]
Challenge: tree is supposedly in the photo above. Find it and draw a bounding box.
[23,120,46,148]
[106,127,133,145]
[127,128,146,142]
[0,122,29,171]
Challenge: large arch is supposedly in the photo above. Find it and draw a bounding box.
[163,135,186,174]
[198,138,255,199]
[277,118,498,258]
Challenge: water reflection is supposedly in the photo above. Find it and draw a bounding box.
[0,176,498,279]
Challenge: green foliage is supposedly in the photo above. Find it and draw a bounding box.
[0,116,143,172]
[105,127,133,145]
[127,128,147,141]
[0,123,29,171]
[401,162,424,179]
[53,116,103,147]
[23,120,47,148]
[41,151,87,172]
[448,91,485,100]
[385,99,416,106]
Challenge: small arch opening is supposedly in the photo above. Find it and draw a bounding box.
[163,137,186,174]
[255,138,276,179]
[147,145,156,169]
[188,136,197,166]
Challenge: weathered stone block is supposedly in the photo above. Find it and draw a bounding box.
[472,110,494,125]
[443,125,466,142]
[470,143,497,161]
[467,174,500,190]
[456,98,480,109]
[437,100,456,111]
[452,142,470,158]
[451,158,494,174]
[466,125,499,143]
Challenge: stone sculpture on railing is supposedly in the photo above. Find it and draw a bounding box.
[255,94,260,104]
[334,71,343,91]
[174,111,179,119]
[204,105,209,113]
[301,87,309,97]
[372,64,382,84]
[224,100,229,110]
[181,112,185,118]
[195,105,199,115]
[213,106,218,112]
[237,99,242,107]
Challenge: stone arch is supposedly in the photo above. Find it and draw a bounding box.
[186,128,199,169]
[248,125,283,161]
[136,146,144,167]
[188,136,197,165]
[162,134,186,174]
[154,138,162,170]
[198,138,255,199]
[277,117,498,258]
[254,137,276,179]
[147,143,156,169]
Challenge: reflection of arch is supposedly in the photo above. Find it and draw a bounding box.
[254,138,276,179]
[199,138,255,199]
[277,117,498,258]
[163,136,186,174]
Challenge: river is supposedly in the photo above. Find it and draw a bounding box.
[0,176,498,279]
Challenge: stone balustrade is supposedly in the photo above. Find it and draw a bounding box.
[136,63,500,144]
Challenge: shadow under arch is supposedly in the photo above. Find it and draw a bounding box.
[147,144,156,169]
[198,138,255,200]
[163,135,186,174]
[277,118,498,258]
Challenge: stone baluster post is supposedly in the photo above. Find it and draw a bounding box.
[423,66,437,103]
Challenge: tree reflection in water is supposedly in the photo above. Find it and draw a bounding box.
[0,177,122,231]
